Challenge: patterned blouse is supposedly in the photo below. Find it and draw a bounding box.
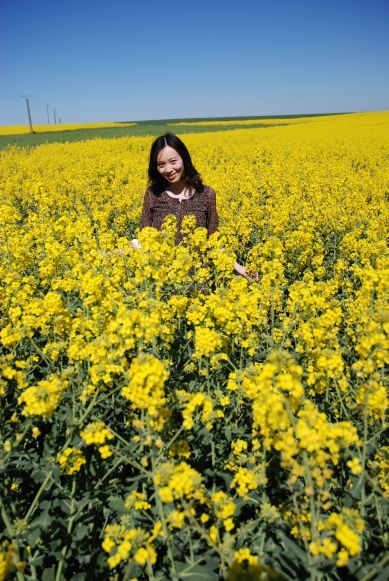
[140,185,219,244]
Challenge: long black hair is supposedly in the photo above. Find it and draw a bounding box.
[148,133,204,195]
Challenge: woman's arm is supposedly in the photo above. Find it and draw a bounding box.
[233,261,259,281]
[206,188,257,281]
[206,187,219,236]
[140,189,153,230]
[100,191,151,258]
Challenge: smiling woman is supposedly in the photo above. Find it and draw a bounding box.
[139,133,257,280]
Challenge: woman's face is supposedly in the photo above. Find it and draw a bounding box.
[156,146,185,185]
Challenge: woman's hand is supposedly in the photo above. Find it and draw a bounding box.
[99,248,130,258]
[99,240,141,258]
[234,261,259,282]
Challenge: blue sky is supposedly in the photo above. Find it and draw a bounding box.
[1,0,388,124]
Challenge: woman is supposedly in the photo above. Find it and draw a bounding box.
[138,133,257,281]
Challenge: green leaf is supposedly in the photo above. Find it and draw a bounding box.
[108,495,126,514]
[42,566,56,581]
[175,561,218,580]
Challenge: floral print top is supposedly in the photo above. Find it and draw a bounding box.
[140,185,219,244]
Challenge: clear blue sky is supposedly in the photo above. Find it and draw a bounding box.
[1,0,388,125]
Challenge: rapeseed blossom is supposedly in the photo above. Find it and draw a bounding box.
[57,448,86,475]
[121,354,169,420]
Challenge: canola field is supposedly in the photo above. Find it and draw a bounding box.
[0,112,388,580]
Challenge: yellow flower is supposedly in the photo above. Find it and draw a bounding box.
[3,441,12,453]
[0,541,17,580]
[168,510,186,529]
[18,375,67,417]
[233,548,259,567]
[121,354,169,422]
[347,458,362,475]
[133,546,156,566]
[57,448,86,475]
[31,426,41,439]
[168,439,191,459]
[125,491,151,511]
[224,518,234,532]
[102,524,157,569]
[211,491,236,520]
[154,462,205,504]
[80,422,114,445]
[260,502,280,523]
[209,525,218,544]
[98,445,112,459]
[176,390,214,430]
[193,327,223,359]
[336,548,349,567]
[231,439,248,455]
[230,467,264,497]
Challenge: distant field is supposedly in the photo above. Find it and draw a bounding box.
[0,122,136,136]
[0,112,349,149]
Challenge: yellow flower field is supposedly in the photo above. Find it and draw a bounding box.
[0,112,388,580]
[0,121,136,136]
[170,111,381,126]
[170,116,315,126]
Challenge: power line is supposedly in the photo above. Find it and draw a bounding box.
[0,86,21,98]
[0,86,20,98]
[0,86,61,125]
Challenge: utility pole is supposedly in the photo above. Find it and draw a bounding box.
[54,108,57,124]
[47,105,50,124]
[22,96,34,133]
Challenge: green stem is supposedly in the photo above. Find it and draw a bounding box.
[1,422,32,465]
[334,379,350,420]
[360,393,369,518]
[29,336,51,367]
[113,447,150,478]
[155,424,185,464]
[359,553,389,581]
[150,453,179,580]
[54,479,77,581]
[374,495,384,534]
[24,471,53,522]
[94,384,123,406]
[0,495,26,581]
[183,503,228,577]
[146,557,155,580]
[100,457,125,483]
[78,388,99,424]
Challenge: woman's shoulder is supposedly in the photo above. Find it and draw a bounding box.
[144,187,161,201]
[200,184,216,195]
[201,185,217,202]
